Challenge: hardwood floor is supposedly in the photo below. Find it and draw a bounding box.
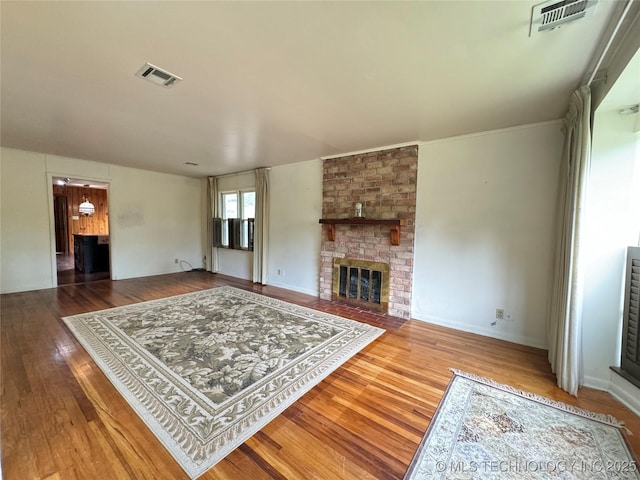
[2,271,639,479]
[56,253,110,286]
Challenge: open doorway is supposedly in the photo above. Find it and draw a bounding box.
[52,177,110,285]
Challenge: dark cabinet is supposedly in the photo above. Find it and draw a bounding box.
[74,235,109,273]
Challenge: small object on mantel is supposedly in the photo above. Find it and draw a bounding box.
[318,218,405,245]
[354,203,363,218]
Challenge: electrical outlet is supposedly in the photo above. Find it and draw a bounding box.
[277,268,284,276]
[174,258,179,264]
[496,308,505,320]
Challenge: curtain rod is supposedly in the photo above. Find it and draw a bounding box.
[587,0,634,86]
[212,167,271,180]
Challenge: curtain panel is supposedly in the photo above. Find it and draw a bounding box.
[547,86,592,396]
[207,176,220,273]
[253,168,269,284]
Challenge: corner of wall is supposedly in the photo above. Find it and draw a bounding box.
[608,373,640,417]
[582,370,640,418]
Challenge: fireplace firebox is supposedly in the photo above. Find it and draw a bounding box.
[332,258,390,312]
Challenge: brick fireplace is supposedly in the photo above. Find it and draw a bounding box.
[332,258,390,312]
[319,145,418,319]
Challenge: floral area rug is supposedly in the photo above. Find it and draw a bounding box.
[63,286,384,478]
[405,370,639,479]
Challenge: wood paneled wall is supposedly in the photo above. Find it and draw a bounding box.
[53,185,109,251]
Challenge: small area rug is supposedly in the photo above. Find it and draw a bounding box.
[405,370,639,479]
[63,286,384,478]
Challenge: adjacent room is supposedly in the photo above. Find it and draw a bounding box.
[1,1,639,479]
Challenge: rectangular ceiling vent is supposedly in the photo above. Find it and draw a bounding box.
[530,0,598,36]
[135,63,182,88]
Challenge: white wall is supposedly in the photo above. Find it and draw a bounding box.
[0,147,203,293]
[267,158,322,295]
[109,165,202,280]
[582,108,640,391]
[1,149,54,292]
[412,122,564,348]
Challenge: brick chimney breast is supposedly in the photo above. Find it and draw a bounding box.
[319,146,417,319]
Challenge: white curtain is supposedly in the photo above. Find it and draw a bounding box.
[253,168,269,284]
[547,86,592,396]
[207,176,220,273]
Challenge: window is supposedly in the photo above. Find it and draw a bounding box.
[241,191,255,249]
[221,192,237,247]
[214,190,255,250]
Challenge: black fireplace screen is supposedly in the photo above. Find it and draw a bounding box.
[338,265,383,305]
[332,258,389,312]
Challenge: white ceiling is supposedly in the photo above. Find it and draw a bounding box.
[0,1,629,178]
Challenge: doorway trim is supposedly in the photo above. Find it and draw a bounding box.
[47,173,112,288]
[53,194,69,255]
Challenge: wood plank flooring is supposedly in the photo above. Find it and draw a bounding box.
[2,271,639,479]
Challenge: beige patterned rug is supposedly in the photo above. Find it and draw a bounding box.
[63,286,384,478]
[405,370,639,479]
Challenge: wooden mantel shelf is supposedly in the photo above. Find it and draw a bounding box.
[319,218,405,245]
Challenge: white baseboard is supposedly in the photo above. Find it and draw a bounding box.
[582,374,611,392]
[580,373,640,417]
[413,313,548,349]
[266,280,318,297]
[608,373,640,417]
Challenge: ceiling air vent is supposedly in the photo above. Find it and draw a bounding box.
[530,0,598,36]
[135,63,182,88]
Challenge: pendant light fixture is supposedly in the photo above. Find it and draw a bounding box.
[79,197,95,216]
